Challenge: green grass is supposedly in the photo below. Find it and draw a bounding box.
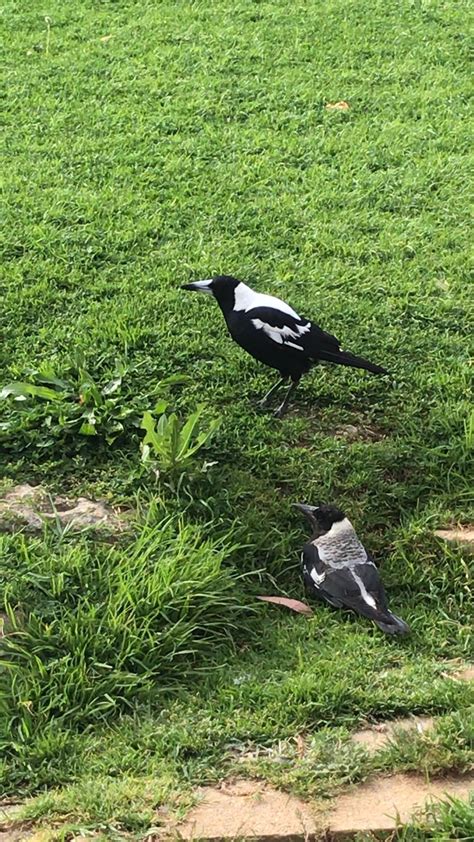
[394,792,474,841]
[1,0,473,837]
[352,793,474,841]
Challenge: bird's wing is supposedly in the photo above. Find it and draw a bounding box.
[246,307,340,355]
[302,543,390,621]
[301,543,343,606]
[242,304,386,374]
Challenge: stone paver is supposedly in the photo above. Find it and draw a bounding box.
[435,527,474,545]
[174,773,474,840]
[176,779,317,840]
[0,484,129,535]
[326,773,474,834]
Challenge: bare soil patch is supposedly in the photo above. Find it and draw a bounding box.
[352,715,435,753]
[450,665,474,683]
[333,423,386,443]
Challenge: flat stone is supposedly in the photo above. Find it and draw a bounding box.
[0,484,129,535]
[0,805,23,823]
[174,773,474,840]
[352,715,435,753]
[176,779,317,840]
[0,803,32,842]
[326,773,474,834]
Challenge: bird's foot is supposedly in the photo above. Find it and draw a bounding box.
[273,404,287,419]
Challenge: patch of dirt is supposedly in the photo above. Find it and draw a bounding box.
[175,778,317,839]
[333,423,386,443]
[449,665,474,683]
[352,715,435,753]
[325,773,474,834]
[224,740,288,765]
[291,419,386,449]
[435,527,474,546]
[0,484,130,536]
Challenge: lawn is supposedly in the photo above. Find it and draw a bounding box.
[1,0,473,838]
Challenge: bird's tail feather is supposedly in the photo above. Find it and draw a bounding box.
[374,612,410,636]
[317,349,388,376]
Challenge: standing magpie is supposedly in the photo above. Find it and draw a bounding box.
[182,275,388,417]
[295,502,410,635]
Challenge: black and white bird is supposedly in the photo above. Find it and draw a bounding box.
[181,275,388,417]
[295,502,410,635]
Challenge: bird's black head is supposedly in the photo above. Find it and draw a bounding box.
[294,502,346,537]
[181,275,241,311]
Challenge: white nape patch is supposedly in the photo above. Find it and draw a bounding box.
[310,568,326,586]
[234,282,301,319]
[351,570,377,609]
[251,318,310,348]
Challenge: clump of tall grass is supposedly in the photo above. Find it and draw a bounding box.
[396,792,474,840]
[0,512,251,751]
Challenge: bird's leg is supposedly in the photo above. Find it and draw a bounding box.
[258,376,287,408]
[274,377,300,418]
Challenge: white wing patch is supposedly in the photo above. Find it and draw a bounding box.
[351,570,377,609]
[310,568,326,586]
[233,283,301,319]
[251,318,310,349]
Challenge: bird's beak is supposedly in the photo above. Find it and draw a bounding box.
[181,279,214,295]
[293,503,318,519]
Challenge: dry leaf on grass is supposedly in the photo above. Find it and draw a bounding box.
[325,101,350,110]
[256,596,314,616]
[296,734,306,757]
[100,34,114,42]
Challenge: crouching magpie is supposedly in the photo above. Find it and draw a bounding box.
[181,275,388,417]
[295,502,410,635]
